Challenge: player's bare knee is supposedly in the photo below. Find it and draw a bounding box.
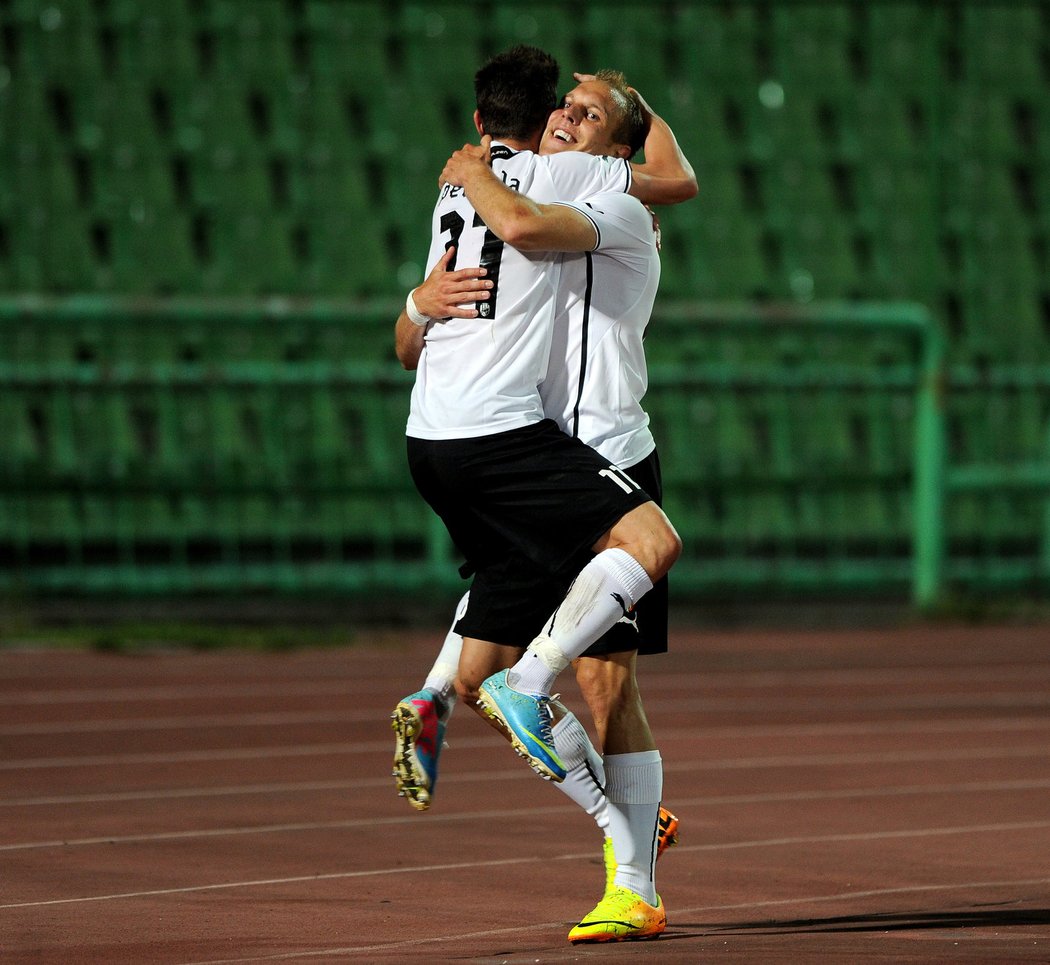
[600,506,682,582]
[658,521,683,573]
[643,517,681,581]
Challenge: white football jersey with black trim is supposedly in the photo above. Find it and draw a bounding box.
[406,147,631,440]
[541,191,660,468]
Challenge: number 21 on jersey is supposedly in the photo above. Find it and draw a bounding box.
[440,211,504,319]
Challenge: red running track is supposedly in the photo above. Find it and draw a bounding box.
[1,622,1049,963]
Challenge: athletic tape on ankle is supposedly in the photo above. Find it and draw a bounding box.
[425,661,459,703]
[528,633,571,675]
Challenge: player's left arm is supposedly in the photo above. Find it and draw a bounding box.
[440,140,599,253]
[627,99,697,206]
[394,246,492,369]
[394,309,426,370]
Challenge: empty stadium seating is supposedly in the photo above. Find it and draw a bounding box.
[4,0,1046,352]
[3,0,1049,599]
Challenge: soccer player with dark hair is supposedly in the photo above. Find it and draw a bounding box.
[391,48,696,942]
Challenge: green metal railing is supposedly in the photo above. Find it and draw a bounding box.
[643,301,946,606]
[3,295,1047,607]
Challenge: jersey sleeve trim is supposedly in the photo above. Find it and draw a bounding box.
[550,201,601,251]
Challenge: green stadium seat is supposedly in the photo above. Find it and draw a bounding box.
[91,141,178,214]
[189,144,272,210]
[16,207,97,292]
[580,5,677,97]
[186,207,295,296]
[260,76,309,154]
[401,2,485,94]
[290,143,369,217]
[4,137,80,215]
[842,85,924,161]
[104,205,200,295]
[964,6,1043,93]
[2,76,56,155]
[772,5,856,87]
[678,95,740,164]
[866,6,943,91]
[1020,103,1050,167]
[964,282,1046,364]
[0,384,38,485]
[304,0,390,88]
[107,1,200,81]
[12,0,106,81]
[756,93,839,162]
[851,159,939,300]
[490,3,579,83]
[676,3,764,83]
[948,92,1028,163]
[166,81,257,165]
[695,214,769,298]
[207,0,296,84]
[302,210,393,297]
[304,82,362,165]
[761,161,862,297]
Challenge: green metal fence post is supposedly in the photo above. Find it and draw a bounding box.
[912,314,947,609]
[1042,419,1050,583]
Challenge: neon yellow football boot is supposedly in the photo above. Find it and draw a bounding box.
[568,886,666,943]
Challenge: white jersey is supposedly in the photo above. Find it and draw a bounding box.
[406,146,632,440]
[540,192,661,468]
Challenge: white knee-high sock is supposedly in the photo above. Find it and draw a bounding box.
[508,549,653,696]
[551,712,609,832]
[604,750,663,905]
[422,592,468,714]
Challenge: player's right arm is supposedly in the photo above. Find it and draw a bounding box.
[440,141,599,253]
[394,246,493,369]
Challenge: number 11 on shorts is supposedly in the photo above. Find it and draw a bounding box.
[599,466,641,494]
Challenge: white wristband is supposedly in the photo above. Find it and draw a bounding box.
[405,289,430,327]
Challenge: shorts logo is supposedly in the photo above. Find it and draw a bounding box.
[611,592,640,631]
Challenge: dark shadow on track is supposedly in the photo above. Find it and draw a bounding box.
[670,906,1050,937]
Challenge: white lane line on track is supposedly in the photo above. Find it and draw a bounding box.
[5,715,1050,772]
[5,778,1050,852]
[0,681,368,706]
[8,739,1050,785]
[174,875,1050,964]
[5,663,1050,706]
[0,741,365,771]
[3,822,1049,911]
[6,690,1050,736]
[0,804,564,851]
[0,710,358,736]
[3,745,1049,807]
[10,705,1050,751]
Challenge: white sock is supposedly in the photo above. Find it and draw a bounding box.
[422,592,468,715]
[508,549,653,696]
[551,712,609,832]
[604,750,663,905]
